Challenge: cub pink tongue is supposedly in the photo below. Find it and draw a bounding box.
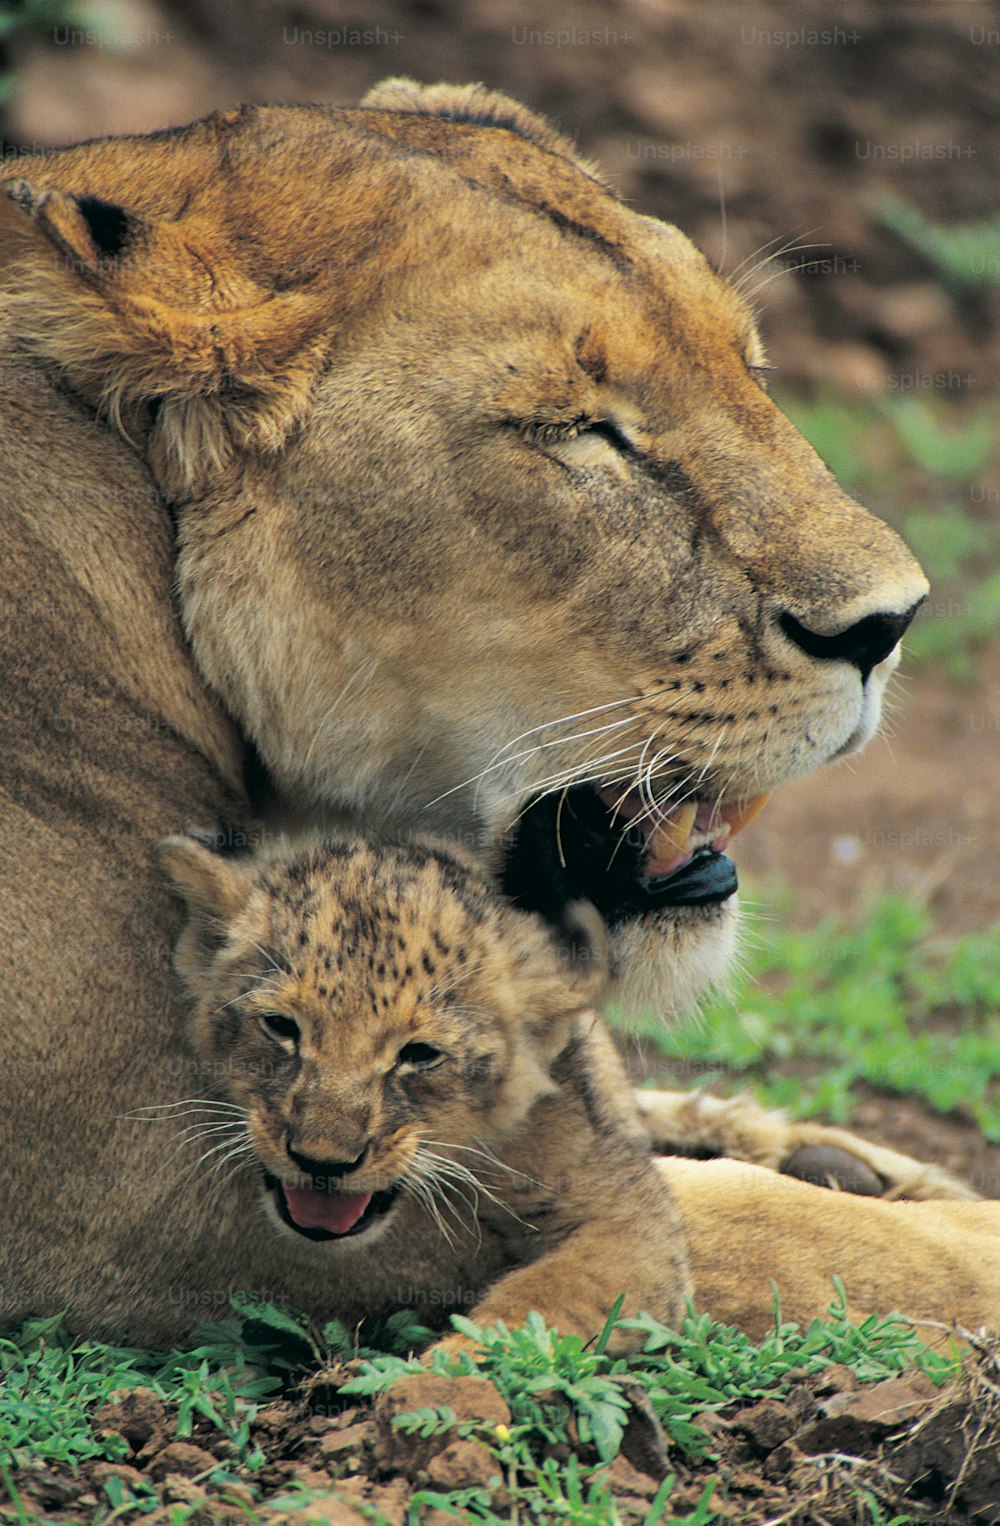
[283,1184,372,1234]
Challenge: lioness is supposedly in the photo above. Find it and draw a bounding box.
[2,79,997,1342]
[158,830,688,1351]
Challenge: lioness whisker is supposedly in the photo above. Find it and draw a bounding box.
[424,702,645,811]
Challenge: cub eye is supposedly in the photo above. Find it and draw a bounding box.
[397,1041,446,1071]
[259,1012,300,1047]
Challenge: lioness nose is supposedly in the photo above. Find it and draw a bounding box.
[288,1144,369,1178]
[778,601,922,679]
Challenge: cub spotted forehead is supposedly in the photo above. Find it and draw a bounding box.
[157,833,608,1019]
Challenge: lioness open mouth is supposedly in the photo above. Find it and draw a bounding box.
[500,784,768,928]
[266,1173,401,1242]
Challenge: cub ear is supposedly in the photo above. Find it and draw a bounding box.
[158,832,256,924]
[1,179,328,496]
[548,899,610,1012]
[158,832,259,994]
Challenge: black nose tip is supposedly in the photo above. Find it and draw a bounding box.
[288,1144,368,1179]
[779,600,922,678]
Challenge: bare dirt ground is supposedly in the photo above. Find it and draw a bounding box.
[734,652,1000,1198]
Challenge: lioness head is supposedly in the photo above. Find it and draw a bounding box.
[2,80,926,1013]
[158,830,606,1246]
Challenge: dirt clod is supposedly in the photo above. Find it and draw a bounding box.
[145,1442,219,1481]
[425,1439,499,1491]
[372,1372,510,1478]
[92,1387,169,1454]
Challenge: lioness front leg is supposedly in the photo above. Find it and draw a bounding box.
[660,1157,1000,1342]
[634,1086,979,1201]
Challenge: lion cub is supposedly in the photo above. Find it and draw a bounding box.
[158,832,689,1350]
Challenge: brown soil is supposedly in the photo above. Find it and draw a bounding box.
[6,1346,1000,1525]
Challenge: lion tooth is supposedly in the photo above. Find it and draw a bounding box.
[650,800,697,858]
[722,793,770,836]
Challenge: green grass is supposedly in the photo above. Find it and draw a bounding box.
[343,1288,957,1524]
[0,1290,960,1526]
[872,194,1000,291]
[627,892,1000,1138]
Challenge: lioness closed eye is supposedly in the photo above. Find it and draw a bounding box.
[158,831,689,1349]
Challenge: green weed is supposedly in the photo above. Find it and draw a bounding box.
[343,1289,957,1525]
[626,893,1000,1137]
[873,193,1000,291]
[0,1307,286,1476]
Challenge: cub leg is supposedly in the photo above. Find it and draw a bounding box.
[431,1162,691,1361]
[634,1086,979,1201]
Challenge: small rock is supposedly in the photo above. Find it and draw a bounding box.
[146,1441,219,1481]
[90,1463,146,1490]
[811,1363,858,1398]
[372,1374,509,1477]
[617,1378,670,1481]
[317,1423,371,1461]
[732,1397,798,1452]
[793,1371,937,1454]
[426,1439,499,1491]
[252,1403,294,1432]
[288,1495,370,1525]
[605,1454,659,1499]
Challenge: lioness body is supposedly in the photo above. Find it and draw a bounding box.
[1,81,996,1342]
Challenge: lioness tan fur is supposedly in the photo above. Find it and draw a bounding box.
[158,831,689,1350]
[1,79,997,1343]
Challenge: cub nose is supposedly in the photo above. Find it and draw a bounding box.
[778,601,923,679]
[287,1144,369,1179]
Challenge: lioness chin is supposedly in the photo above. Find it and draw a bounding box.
[2,78,995,1344]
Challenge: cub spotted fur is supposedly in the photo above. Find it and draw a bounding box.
[158,832,688,1347]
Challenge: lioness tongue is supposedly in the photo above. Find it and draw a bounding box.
[283,1184,373,1234]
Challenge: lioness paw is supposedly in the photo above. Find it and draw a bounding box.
[634,1087,979,1202]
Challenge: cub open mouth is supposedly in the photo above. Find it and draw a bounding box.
[499,783,768,928]
[266,1173,401,1242]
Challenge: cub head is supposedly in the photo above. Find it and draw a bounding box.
[158,830,607,1247]
[3,81,927,1016]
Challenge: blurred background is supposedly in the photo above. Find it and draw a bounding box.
[3,0,1000,1181]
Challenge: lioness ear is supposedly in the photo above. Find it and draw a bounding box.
[362,77,607,184]
[2,180,329,496]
